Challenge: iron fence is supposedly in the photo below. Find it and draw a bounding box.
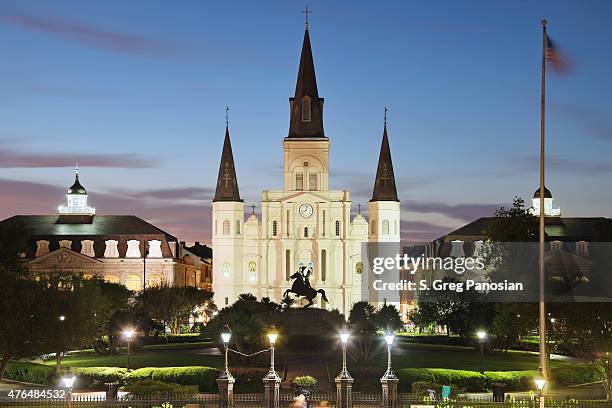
[1,393,612,408]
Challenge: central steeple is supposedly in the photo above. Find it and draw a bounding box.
[288,22,325,138]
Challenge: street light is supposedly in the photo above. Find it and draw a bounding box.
[59,315,66,322]
[221,326,232,377]
[62,368,76,408]
[383,332,395,377]
[477,330,487,374]
[123,329,135,371]
[267,327,278,374]
[339,329,350,376]
[534,368,546,408]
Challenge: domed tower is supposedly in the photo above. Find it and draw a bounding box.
[58,165,95,215]
[530,186,561,217]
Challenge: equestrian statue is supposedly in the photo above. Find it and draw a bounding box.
[283,262,329,307]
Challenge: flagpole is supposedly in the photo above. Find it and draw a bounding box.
[538,18,548,384]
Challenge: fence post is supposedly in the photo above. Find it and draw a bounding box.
[335,372,353,408]
[217,372,235,408]
[380,375,398,408]
[263,370,281,408]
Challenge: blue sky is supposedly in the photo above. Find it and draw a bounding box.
[1,0,611,243]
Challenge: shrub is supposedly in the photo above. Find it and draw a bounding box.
[397,368,486,392]
[122,379,197,398]
[126,367,218,392]
[4,362,55,385]
[484,370,536,391]
[291,375,318,396]
[71,367,127,390]
[551,365,599,386]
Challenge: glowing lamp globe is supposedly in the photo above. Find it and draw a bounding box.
[340,331,349,344]
[384,334,395,346]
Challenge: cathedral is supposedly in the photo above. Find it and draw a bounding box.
[211,22,401,314]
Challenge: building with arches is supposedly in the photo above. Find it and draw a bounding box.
[211,22,401,314]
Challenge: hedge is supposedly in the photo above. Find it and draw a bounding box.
[484,370,536,391]
[71,367,127,390]
[397,368,486,392]
[126,366,218,392]
[4,362,55,385]
[122,379,198,398]
[551,365,599,386]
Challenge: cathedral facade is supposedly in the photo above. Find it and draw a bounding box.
[212,23,401,314]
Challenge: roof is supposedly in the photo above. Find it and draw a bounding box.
[287,27,325,138]
[371,124,399,202]
[0,215,178,241]
[213,126,242,202]
[68,173,87,195]
[534,186,552,199]
[441,216,612,242]
[185,242,212,259]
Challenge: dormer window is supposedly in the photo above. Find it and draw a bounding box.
[302,96,311,122]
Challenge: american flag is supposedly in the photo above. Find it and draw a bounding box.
[545,33,569,73]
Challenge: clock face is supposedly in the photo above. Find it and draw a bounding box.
[299,203,313,218]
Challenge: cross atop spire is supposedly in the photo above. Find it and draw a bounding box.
[225,105,229,127]
[213,123,242,202]
[302,5,312,29]
[371,111,399,202]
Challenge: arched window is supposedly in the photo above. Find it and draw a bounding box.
[382,220,390,235]
[356,262,364,275]
[308,172,317,191]
[125,274,142,291]
[302,96,312,122]
[236,220,241,235]
[304,226,309,238]
[335,220,340,237]
[371,220,376,235]
[222,262,231,277]
[223,220,230,235]
[272,220,278,236]
[296,172,304,190]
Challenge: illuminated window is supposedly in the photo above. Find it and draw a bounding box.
[272,220,278,236]
[296,172,304,190]
[248,261,257,282]
[223,220,230,235]
[222,262,231,277]
[104,240,119,258]
[35,242,48,258]
[126,240,141,258]
[125,274,142,291]
[308,172,317,191]
[59,240,72,249]
[80,240,95,257]
[335,221,340,237]
[105,274,120,284]
[148,240,162,257]
[382,220,389,235]
[302,96,311,122]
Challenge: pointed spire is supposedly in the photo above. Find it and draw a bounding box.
[288,21,325,138]
[68,164,87,195]
[213,125,242,202]
[371,110,399,202]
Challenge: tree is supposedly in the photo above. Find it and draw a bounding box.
[347,301,378,361]
[491,303,538,351]
[136,284,214,335]
[374,303,403,333]
[206,294,281,359]
[0,221,29,273]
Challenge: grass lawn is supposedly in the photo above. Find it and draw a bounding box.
[330,341,578,373]
[41,342,225,370]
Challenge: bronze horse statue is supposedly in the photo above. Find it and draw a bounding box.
[283,264,329,307]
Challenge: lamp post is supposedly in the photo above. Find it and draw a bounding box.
[218,326,234,408]
[263,328,281,408]
[535,368,546,408]
[62,368,76,408]
[123,329,134,372]
[477,330,487,374]
[381,333,398,408]
[143,244,148,289]
[336,329,353,408]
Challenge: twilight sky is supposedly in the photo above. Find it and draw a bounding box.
[1,0,611,244]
